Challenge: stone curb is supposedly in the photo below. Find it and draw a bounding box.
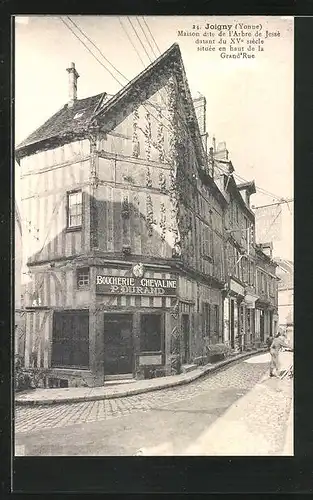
[15,348,267,406]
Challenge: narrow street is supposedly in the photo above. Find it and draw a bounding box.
[15,352,293,456]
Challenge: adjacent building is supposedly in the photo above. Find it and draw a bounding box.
[213,143,278,352]
[15,43,279,387]
[275,258,293,347]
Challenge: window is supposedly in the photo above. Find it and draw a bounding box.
[202,223,213,260]
[236,249,241,279]
[213,304,219,333]
[249,260,255,286]
[203,302,210,336]
[67,190,82,228]
[52,311,89,368]
[77,268,90,289]
[250,224,255,245]
[242,256,249,283]
[140,314,162,352]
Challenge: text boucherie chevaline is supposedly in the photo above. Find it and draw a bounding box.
[96,276,177,288]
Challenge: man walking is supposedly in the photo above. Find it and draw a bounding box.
[269,331,290,378]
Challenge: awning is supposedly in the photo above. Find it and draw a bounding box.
[229,278,244,297]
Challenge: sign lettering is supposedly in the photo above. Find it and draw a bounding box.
[96,275,177,296]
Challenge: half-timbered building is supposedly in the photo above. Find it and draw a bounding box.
[15,44,228,387]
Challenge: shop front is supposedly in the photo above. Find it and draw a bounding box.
[46,263,222,387]
[93,264,179,383]
[223,278,245,350]
[255,299,273,345]
[243,293,258,347]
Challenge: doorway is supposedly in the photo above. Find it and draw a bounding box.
[260,310,265,342]
[182,314,190,364]
[230,300,235,349]
[103,314,133,375]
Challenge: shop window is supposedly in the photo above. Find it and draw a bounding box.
[52,310,89,368]
[67,190,82,228]
[77,267,90,289]
[140,314,162,352]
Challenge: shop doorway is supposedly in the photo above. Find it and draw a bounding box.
[103,314,133,375]
[230,300,235,349]
[182,314,190,364]
[260,310,265,342]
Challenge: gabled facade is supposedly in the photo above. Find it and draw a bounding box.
[16,44,228,387]
[16,44,279,387]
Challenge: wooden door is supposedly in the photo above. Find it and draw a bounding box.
[103,314,133,375]
[182,314,190,364]
[260,310,265,341]
[230,300,235,349]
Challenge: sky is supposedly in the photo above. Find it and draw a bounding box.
[15,15,294,260]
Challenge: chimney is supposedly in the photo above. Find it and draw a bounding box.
[66,62,79,107]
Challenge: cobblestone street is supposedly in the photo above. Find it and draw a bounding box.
[14,354,293,456]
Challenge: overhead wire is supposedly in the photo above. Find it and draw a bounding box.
[62,16,289,204]
[141,17,162,55]
[138,18,292,203]
[127,16,153,64]
[60,17,125,86]
[118,16,169,114]
[61,16,172,134]
[136,16,158,59]
[66,16,128,84]
[118,17,146,67]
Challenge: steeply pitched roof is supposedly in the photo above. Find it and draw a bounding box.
[16,43,182,160]
[16,93,106,158]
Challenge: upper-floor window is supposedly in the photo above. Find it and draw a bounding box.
[242,256,249,283]
[249,260,255,286]
[202,223,213,260]
[67,190,82,228]
[77,267,90,289]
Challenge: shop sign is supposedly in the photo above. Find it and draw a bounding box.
[229,279,244,296]
[96,275,177,296]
